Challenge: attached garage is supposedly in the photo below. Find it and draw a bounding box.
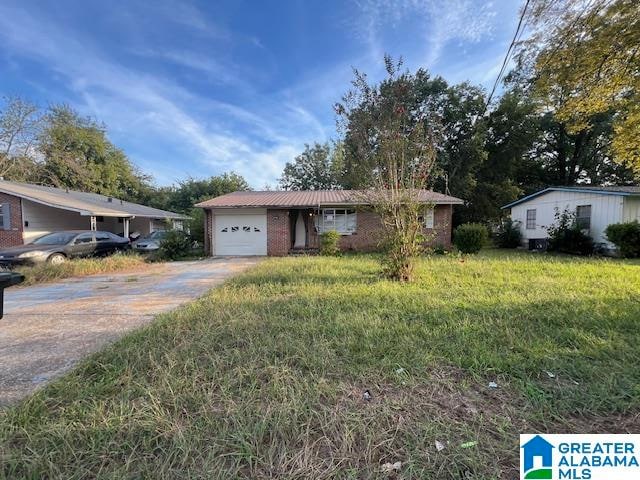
[213,209,267,256]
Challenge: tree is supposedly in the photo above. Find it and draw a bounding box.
[279,142,343,190]
[522,0,640,172]
[0,97,42,181]
[340,69,487,224]
[37,105,150,199]
[336,57,440,281]
[148,173,250,243]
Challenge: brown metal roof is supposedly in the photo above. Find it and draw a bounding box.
[0,180,189,219]
[195,190,464,208]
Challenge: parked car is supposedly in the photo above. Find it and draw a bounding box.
[132,230,181,252]
[0,230,130,267]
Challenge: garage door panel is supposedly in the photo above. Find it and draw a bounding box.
[215,214,267,256]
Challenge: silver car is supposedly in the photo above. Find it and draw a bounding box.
[132,231,168,252]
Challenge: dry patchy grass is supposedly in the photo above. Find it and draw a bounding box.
[14,253,150,286]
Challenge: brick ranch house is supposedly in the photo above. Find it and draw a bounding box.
[0,179,188,248]
[196,190,463,256]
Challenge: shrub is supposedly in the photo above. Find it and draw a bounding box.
[157,230,193,260]
[606,221,640,258]
[547,209,594,255]
[319,230,341,256]
[495,218,522,248]
[453,223,488,254]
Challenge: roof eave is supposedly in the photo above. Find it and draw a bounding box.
[501,187,634,209]
[199,200,464,209]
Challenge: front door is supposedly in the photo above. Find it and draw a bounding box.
[293,211,306,248]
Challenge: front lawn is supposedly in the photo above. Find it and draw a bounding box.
[2,251,639,478]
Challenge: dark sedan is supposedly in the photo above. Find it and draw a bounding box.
[0,230,130,266]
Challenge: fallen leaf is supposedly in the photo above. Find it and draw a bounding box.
[435,440,446,451]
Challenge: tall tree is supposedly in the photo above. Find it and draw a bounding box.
[279,142,343,190]
[0,97,42,181]
[38,105,150,199]
[523,0,640,172]
[336,57,440,281]
[340,68,487,223]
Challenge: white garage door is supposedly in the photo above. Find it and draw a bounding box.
[214,212,267,256]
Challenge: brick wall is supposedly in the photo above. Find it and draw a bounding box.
[429,204,453,248]
[267,209,291,256]
[309,204,454,252]
[0,193,23,247]
[203,209,213,255]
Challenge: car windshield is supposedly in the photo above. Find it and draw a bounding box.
[142,231,167,241]
[32,232,78,245]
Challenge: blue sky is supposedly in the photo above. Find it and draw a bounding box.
[0,0,522,188]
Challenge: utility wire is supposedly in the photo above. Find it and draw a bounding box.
[483,0,531,114]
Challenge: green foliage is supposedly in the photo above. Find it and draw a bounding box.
[319,230,340,256]
[279,142,343,190]
[38,105,150,199]
[605,221,640,258]
[524,0,640,173]
[453,223,488,254]
[335,57,438,281]
[547,209,594,256]
[495,218,522,248]
[157,230,192,261]
[145,173,249,243]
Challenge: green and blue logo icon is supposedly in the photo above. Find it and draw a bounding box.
[521,435,554,479]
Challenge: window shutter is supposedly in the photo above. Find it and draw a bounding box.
[1,203,10,230]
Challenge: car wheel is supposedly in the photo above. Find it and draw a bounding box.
[47,253,66,265]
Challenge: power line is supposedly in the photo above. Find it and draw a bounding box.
[484,0,531,113]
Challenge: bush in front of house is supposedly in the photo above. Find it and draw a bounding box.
[319,230,341,256]
[453,223,488,254]
[494,218,522,248]
[547,209,594,256]
[157,230,193,260]
[605,221,640,258]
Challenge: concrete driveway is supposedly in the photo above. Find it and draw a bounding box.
[0,257,260,406]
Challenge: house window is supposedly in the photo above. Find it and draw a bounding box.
[576,205,592,230]
[422,208,434,229]
[314,208,357,234]
[0,203,10,230]
[526,209,536,229]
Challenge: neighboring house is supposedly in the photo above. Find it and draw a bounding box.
[0,180,189,247]
[195,190,463,256]
[502,186,640,250]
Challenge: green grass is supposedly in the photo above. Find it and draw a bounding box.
[14,253,150,286]
[1,250,639,478]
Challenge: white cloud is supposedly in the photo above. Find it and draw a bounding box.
[352,0,498,67]
[0,3,324,188]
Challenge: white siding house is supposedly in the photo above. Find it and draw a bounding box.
[503,186,640,250]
